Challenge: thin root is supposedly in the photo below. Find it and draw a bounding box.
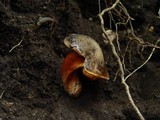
[9,36,24,53]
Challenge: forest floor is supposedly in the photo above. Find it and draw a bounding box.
[0,0,160,120]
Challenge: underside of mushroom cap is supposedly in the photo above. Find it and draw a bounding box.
[61,51,84,96]
[83,65,109,80]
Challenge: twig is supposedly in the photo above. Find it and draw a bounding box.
[9,37,24,53]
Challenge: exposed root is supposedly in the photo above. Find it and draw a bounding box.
[0,90,5,99]
[97,0,160,119]
[125,39,160,81]
[9,36,24,53]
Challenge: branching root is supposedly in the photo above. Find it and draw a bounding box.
[98,0,160,120]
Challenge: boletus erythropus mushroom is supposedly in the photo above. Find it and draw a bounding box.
[61,34,109,97]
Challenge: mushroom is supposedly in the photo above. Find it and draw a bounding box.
[61,34,109,97]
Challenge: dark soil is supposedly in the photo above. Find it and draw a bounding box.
[0,0,160,120]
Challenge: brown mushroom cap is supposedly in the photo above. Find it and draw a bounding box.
[64,34,109,80]
[61,51,84,96]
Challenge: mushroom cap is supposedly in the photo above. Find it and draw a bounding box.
[61,51,84,96]
[64,34,109,80]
